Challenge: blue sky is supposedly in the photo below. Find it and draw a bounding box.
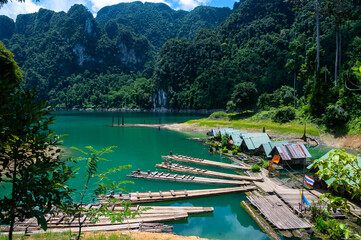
[0,0,238,20]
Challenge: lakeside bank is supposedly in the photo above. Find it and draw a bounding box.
[110,121,361,151]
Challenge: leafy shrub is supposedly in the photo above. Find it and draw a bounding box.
[315,217,350,239]
[208,111,229,120]
[322,105,348,130]
[251,165,261,172]
[232,149,238,155]
[262,160,270,168]
[347,117,361,134]
[257,85,295,110]
[221,133,230,148]
[272,106,296,123]
[221,148,228,153]
[251,110,276,121]
[279,85,295,106]
[259,158,264,165]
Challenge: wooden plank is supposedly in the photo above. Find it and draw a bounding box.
[241,201,281,240]
[156,163,262,182]
[100,186,256,204]
[55,216,65,225]
[247,195,311,230]
[128,170,250,186]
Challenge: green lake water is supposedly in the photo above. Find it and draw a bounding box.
[52,111,271,240]
[3,111,336,239]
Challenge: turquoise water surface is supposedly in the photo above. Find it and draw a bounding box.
[52,111,270,240]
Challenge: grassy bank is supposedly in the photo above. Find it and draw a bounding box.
[186,118,321,136]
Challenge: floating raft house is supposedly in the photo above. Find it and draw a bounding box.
[270,143,311,166]
[258,141,289,158]
[240,133,271,152]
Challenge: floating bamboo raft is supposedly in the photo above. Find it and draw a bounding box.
[274,188,321,212]
[228,157,252,168]
[156,162,263,182]
[162,154,251,170]
[6,222,173,234]
[247,195,311,230]
[100,186,256,204]
[127,170,250,185]
[2,206,213,234]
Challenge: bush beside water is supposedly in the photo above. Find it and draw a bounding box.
[208,111,229,120]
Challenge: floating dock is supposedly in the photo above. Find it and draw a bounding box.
[162,154,250,170]
[2,206,213,234]
[247,194,311,230]
[156,162,263,182]
[100,186,256,204]
[127,170,250,185]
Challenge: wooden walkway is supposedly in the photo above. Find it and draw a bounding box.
[162,155,250,170]
[274,188,322,212]
[247,169,276,193]
[2,206,213,234]
[247,194,311,230]
[100,186,256,204]
[128,170,250,185]
[156,162,263,182]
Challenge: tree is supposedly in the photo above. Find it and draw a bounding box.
[0,42,75,239]
[320,0,357,86]
[285,39,304,107]
[287,0,321,74]
[70,146,139,240]
[227,82,258,111]
[312,149,361,218]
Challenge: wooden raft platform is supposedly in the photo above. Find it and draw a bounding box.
[247,195,311,230]
[156,162,263,182]
[162,154,251,170]
[6,223,173,235]
[127,170,250,185]
[2,206,213,234]
[100,186,256,204]
[275,188,321,212]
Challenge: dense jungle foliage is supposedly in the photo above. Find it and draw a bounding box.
[1,0,361,133]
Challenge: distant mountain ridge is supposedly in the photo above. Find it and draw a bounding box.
[0,2,232,108]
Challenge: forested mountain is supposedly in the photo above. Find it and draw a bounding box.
[0,1,231,107]
[153,0,295,109]
[96,2,231,48]
[1,0,361,134]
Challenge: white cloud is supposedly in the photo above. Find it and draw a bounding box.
[39,0,88,13]
[0,1,42,20]
[176,0,210,11]
[0,0,88,21]
[88,0,171,13]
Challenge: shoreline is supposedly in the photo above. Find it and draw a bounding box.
[110,123,361,151]
[53,107,223,114]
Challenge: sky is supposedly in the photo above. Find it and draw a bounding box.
[0,0,238,21]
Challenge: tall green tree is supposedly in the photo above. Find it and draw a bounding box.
[0,42,75,239]
[227,82,258,111]
[288,0,321,74]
